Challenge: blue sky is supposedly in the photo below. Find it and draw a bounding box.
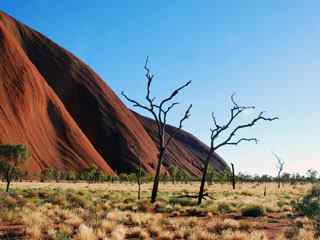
[1,1,319,176]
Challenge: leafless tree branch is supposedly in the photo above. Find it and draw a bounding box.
[164,104,192,149]
[214,111,278,151]
[159,80,192,111]
[223,137,258,146]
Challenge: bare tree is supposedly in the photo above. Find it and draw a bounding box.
[231,163,236,190]
[137,157,142,200]
[197,94,278,205]
[122,57,192,203]
[273,153,284,189]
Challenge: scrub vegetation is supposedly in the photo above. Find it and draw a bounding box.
[0,181,317,239]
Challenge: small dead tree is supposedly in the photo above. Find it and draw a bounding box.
[231,163,236,190]
[273,153,284,189]
[122,57,192,203]
[137,157,142,200]
[197,94,278,205]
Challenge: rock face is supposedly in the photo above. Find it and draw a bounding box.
[0,15,114,174]
[0,11,228,176]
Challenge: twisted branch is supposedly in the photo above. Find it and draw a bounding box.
[208,94,278,151]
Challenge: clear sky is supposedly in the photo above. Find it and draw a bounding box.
[1,1,319,176]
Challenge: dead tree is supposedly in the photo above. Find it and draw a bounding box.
[197,94,278,205]
[137,157,142,200]
[273,153,284,189]
[231,163,236,190]
[122,57,192,203]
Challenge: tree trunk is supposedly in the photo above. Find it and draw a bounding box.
[6,173,10,192]
[198,151,212,205]
[278,174,281,189]
[138,177,141,200]
[231,163,236,190]
[151,148,164,203]
[138,158,141,200]
[5,168,12,192]
[6,180,10,192]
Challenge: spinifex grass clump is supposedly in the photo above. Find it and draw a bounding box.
[241,204,266,217]
[295,185,320,237]
[295,185,320,217]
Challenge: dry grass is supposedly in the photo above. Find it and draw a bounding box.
[0,181,315,239]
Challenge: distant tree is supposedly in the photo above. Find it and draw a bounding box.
[261,174,272,182]
[137,156,142,200]
[122,57,192,203]
[306,169,318,183]
[176,168,190,183]
[282,172,291,184]
[53,170,62,182]
[145,174,154,183]
[110,175,119,183]
[273,153,285,189]
[168,165,178,184]
[119,173,128,183]
[14,169,27,182]
[127,173,137,183]
[206,164,215,185]
[0,144,28,192]
[215,170,228,184]
[80,165,103,183]
[197,94,278,205]
[66,171,78,182]
[40,168,56,182]
[136,168,146,200]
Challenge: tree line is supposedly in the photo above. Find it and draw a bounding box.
[1,153,318,191]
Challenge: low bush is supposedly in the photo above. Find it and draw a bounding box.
[217,202,233,214]
[241,204,265,217]
[295,185,320,217]
[169,196,195,206]
[294,185,320,237]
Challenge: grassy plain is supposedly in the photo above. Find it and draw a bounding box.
[0,181,315,239]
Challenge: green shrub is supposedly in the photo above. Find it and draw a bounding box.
[241,204,265,217]
[55,231,71,240]
[65,191,87,208]
[294,185,320,217]
[0,191,26,209]
[154,202,172,213]
[169,197,195,206]
[21,188,37,198]
[294,185,320,237]
[45,190,66,206]
[277,200,289,208]
[136,200,152,212]
[217,202,233,214]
